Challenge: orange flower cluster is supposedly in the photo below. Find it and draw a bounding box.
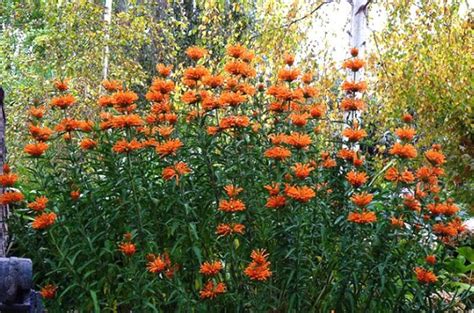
[284,184,315,203]
[216,223,245,236]
[351,192,373,208]
[40,284,58,299]
[200,261,223,276]
[119,233,136,256]
[218,185,246,212]
[32,212,57,230]
[0,190,24,205]
[342,124,367,142]
[414,267,437,284]
[385,167,415,184]
[162,162,191,184]
[199,281,227,299]
[427,202,459,216]
[346,171,368,188]
[343,58,365,72]
[0,165,18,187]
[389,142,417,159]
[112,139,143,154]
[347,211,377,224]
[146,252,178,279]
[244,249,272,281]
[27,196,49,212]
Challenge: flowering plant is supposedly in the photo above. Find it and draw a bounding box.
[3,45,471,311]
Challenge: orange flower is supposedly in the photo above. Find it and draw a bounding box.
[278,68,300,82]
[403,194,421,212]
[29,124,53,141]
[343,58,365,71]
[264,183,280,196]
[156,64,173,77]
[30,106,46,118]
[395,127,416,141]
[284,185,315,203]
[102,80,122,92]
[183,66,210,81]
[181,91,200,104]
[309,104,326,118]
[384,167,415,184]
[203,75,224,88]
[342,127,367,142]
[218,199,246,212]
[32,212,57,230]
[51,94,76,109]
[402,113,413,123]
[414,267,437,284]
[341,80,367,93]
[425,149,445,166]
[155,139,183,157]
[224,60,256,78]
[40,284,57,299]
[244,249,272,281]
[156,125,174,138]
[110,115,143,129]
[350,48,359,57]
[291,163,314,179]
[346,171,368,187]
[199,281,227,299]
[432,218,465,238]
[219,91,247,107]
[0,172,18,187]
[186,46,207,60]
[284,53,295,65]
[219,115,250,129]
[265,195,286,209]
[286,132,312,149]
[351,193,373,207]
[301,72,312,84]
[0,191,24,205]
[200,261,223,276]
[224,185,243,198]
[425,255,436,265]
[27,196,48,212]
[227,44,247,58]
[216,223,245,236]
[79,138,97,150]
[119,242,136,256]
[162,162,191,183]
[113,139,143,154]
[341,98,365,111]
[347,211,377,224]
[389,142,417,159]
[24,142,49,157]
[113,91,138,107]
[53,79,69,91]
[390,217,404,228]
[147,255,167,273]
[70,190,81,201]
[289,113,310,127]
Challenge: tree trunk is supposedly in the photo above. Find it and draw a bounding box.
[102,0,113,81]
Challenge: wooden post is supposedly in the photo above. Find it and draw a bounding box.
[0,87,43,312]
[0,86,7,258]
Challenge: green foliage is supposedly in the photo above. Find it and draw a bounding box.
[371,0,474,207]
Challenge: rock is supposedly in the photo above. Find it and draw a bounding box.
[0,257,32,304]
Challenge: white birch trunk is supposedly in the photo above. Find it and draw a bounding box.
[102,0,113,81]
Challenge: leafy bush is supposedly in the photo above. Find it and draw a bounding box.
[3,45,472,311]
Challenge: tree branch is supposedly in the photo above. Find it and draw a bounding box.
[284,0,334,28]
[356,0,373,15]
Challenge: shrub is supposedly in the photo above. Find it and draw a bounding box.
[3,45,472,311]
